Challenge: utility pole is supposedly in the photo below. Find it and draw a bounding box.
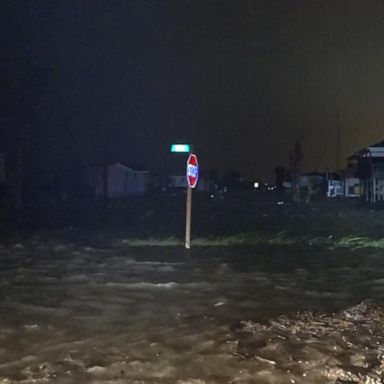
[336,109,341,172]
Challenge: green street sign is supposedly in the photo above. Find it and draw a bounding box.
[171,144,190,153]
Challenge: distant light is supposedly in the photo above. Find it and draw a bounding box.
[171,144,190,153]
[254,182,259,189]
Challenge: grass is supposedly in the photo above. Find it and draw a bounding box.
[120,232,384,250]
[333,236,384,249]
[7,192,384,250]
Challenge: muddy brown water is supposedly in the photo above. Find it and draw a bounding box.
[0,242,383,383]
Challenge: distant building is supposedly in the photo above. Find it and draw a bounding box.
[283,165,363,200]
[299,172,326,189]
[341,164,361,198]
[168,174,207,192]
[327,178,344,198]
[282,172,327,200]
[347,140,384,202]
[89,162,150,199]
[169,175,188,188]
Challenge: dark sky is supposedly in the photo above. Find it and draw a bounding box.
[1,0,384,180]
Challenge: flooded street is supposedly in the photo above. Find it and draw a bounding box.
[0,240,383,383]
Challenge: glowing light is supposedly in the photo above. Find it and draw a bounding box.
[254,182,259,189]
[171,144,190,153]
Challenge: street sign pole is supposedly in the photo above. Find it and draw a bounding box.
[185,153,199,249]
[185,186,192,249]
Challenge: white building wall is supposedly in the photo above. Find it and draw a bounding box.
[86,163,149,199]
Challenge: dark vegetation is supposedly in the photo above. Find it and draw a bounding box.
[1,190,384,247]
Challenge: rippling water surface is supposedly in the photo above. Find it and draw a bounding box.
[0,241,383,383]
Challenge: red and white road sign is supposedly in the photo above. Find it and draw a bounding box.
[186,154,199,188]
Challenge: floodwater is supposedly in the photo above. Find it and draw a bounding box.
[0,240,383,383]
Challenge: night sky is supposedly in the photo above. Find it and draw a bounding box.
[1,0,384,181]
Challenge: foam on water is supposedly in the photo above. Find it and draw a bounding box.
[0,241,383,383]
[124,259,183,266]
[105,281,178,289]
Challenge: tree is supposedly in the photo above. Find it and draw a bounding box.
[274,166,286,192]
[290,139,303,202]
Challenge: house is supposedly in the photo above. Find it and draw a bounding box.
[299,172,326,189]
[281,172,328,200]
[327,178,344,198]
[348,140,384,202]
[299,172,328,199]
[89,162,150,199]
[342,164,361,198]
